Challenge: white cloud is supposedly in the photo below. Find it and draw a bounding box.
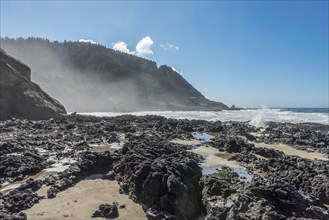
[111,36,154,57]
[160,42,179,51]
[136,36,154,56]
[112,41,133,54]
[78,39,97,44]
[171,67,183,75]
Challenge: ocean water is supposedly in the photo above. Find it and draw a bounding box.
[79,108,329,125]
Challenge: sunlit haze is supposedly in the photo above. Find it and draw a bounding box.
[1,1,328,108]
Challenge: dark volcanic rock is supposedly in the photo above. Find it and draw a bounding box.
[0,153,45,180]
[91,203,119,219]
[258,122,329,155]
[0,212,27,220]
[0,48,66,120]
[0,179,42,219]
[113,134,203,220]
[200,169,329,220]
[211,135,253,154]
[0,142,24,156]
[47,151,113,198]
[252,154,329,204]
[0,114,328,219]
[252,147,284,158]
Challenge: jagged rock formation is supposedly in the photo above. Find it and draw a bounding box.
[0,37,228,112]
[0,48,66,120]
[200,169,329,219]
[113,134,203,219]
[0,115,328,219]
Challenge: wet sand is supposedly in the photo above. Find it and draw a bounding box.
[90,142,124,154]
[253,142,329,161]
[170,139,202,146]
[24,179,146,220]
[189,145,253,181]
[91,145,117,154]
[0,171,56,195]
[190,145,242,168]
[172,138,243,168]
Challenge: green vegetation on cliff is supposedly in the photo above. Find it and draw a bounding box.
[1,37,228,112]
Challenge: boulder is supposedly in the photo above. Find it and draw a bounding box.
[91,203,119,219]
[113,135,203,219]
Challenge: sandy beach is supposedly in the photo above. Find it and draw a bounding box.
[24,179,146,220]
[253,142,329,161]
[190,145,242,168]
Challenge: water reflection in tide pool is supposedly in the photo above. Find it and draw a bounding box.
[0,183,22,194]
[192,132,214,141]
[201,165,253,182]
[0,171,54,195]
[232,168,253,182]
[84,174,104,180]
[201,165,220,175]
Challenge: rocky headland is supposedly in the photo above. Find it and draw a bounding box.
[0,114,328,219]
[0,49,66,120]
[0,38,228,112]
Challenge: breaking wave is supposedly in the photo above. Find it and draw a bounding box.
[79,108,329,125]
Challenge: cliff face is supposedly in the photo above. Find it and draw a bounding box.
[0,38,229,112]
[0,49,66,120]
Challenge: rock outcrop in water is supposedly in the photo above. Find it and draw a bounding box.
[0,49,66,120]
[0,37,228,112]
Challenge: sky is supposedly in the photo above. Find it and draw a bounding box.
[1,0,328,108]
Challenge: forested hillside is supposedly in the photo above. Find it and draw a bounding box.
[1,37,228,112]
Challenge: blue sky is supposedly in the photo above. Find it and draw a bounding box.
[1,1,328,108]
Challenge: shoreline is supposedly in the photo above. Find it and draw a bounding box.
[1,114,328,219]
[76,109,329,127]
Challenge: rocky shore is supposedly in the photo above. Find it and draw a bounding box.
[0,114,328,219]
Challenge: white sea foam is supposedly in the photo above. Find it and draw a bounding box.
[43,158,77,173]
[79,109,329,125]
[0,183,22,194]
[5,152,23,156]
